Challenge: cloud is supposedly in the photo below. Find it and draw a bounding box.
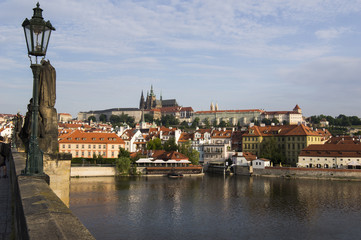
[315,27,351,40]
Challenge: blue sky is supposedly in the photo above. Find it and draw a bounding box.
[1,0,361,118]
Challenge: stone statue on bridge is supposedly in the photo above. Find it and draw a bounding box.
[19,60,58,154]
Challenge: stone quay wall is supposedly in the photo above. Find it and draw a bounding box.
[253,167,361,180]
[10,150,95,239]
[71,166,116,177]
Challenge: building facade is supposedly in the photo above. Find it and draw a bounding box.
[242,124,323,166]
[260,105,303,125]
[59,130,125,158]
[298,144,361,169]
[77,108,142,122]
[193,109,264,127]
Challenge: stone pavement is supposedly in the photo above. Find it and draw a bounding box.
[0,162,12,240]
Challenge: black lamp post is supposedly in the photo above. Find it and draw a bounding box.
[22,2,55,175]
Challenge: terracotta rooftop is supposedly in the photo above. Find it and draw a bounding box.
[59,130,124,144]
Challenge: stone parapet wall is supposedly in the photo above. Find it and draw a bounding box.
[71,166,116,177]
[234,165,251,176]
[43,154,71,206]
[253,167,361,179]
[11,151,95,239]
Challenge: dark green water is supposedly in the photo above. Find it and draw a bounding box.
[70,175,361,240]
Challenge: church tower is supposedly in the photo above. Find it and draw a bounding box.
[139,91,145,109]
[210,102,215,111]
[293,104,302,114]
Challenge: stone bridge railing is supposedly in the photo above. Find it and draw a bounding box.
[8,147,95,239]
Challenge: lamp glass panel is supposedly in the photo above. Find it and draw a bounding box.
[24,26,32,53]
[42,28,51,54]
[32,29,44,54]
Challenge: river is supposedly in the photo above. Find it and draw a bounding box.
[69,175,361,240]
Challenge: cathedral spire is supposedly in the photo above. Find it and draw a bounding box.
[150,85,154,97]
[139,90,145,109]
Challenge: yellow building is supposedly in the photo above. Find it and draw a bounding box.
[242,124,323,166]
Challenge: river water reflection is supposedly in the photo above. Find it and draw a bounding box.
[70,175,361,240]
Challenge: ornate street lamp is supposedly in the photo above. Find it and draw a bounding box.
[22,2,55,175]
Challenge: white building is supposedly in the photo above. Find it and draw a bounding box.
[298,144,361,169]
[261,105,303,125]
[252,158,271,169]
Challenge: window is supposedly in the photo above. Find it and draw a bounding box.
[76,145,79,149]
[112,145,114,149]
[88,145,91,149]
[103,145,106,149]
[82,145,84,149]
[99,145,102,149]
[62,144,65,149]
[88,152,91,157]
[81,152,84,156]
[68,144,71,148]
[93,145,96,149]
[76,152,79,156]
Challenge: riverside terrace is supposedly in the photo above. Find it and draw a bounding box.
[3,146,95,239]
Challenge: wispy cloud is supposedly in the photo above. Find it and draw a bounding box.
[1,0,361,116]
[315,27,351,40]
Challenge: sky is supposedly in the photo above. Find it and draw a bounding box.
[1,0,361,118]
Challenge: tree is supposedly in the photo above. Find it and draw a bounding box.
[147,138,163,150]
[110,115,121,125]
[116,157,131,175]
[118,146,130,158]
[163,137,178,151]
[99,114,107,123]
[271,118,279,124]
[260,137,286,165]
[261,119,272,125]
[203,118,210,129]
[218,120,228,128]
[161,114,179,127]
[144,113,154,123]
[88,116,96,122]
[191,117,200,128]
[180,121,189,130]
[110,114,135,128]
[179,140,199,165]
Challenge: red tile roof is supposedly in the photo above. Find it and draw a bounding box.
[59,130,125,144]
[243,125,319,137]
[300,144,361,157]
[151,150,188,161]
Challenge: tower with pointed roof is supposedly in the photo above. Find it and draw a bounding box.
[210,102,215,111]
[139,86,178,110]
[139,91,145,110]
[293,104,302,114]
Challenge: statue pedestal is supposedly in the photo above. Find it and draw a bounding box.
[43,153,72,206]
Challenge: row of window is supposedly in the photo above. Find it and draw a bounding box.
[70,151,118,157]
[62,144,119,149]
[302,158,360,162]
[244,136,319,142]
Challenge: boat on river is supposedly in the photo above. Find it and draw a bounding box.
[167,173,184,178]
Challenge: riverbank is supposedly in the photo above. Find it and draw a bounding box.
[70,166,204,177]
[251,166,361,181]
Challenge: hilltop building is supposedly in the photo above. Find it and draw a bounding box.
[77,108,141,122]
[260,105,303,125]
[193,103,263,126]
[58,113,72,123]
[139,85,178,110]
